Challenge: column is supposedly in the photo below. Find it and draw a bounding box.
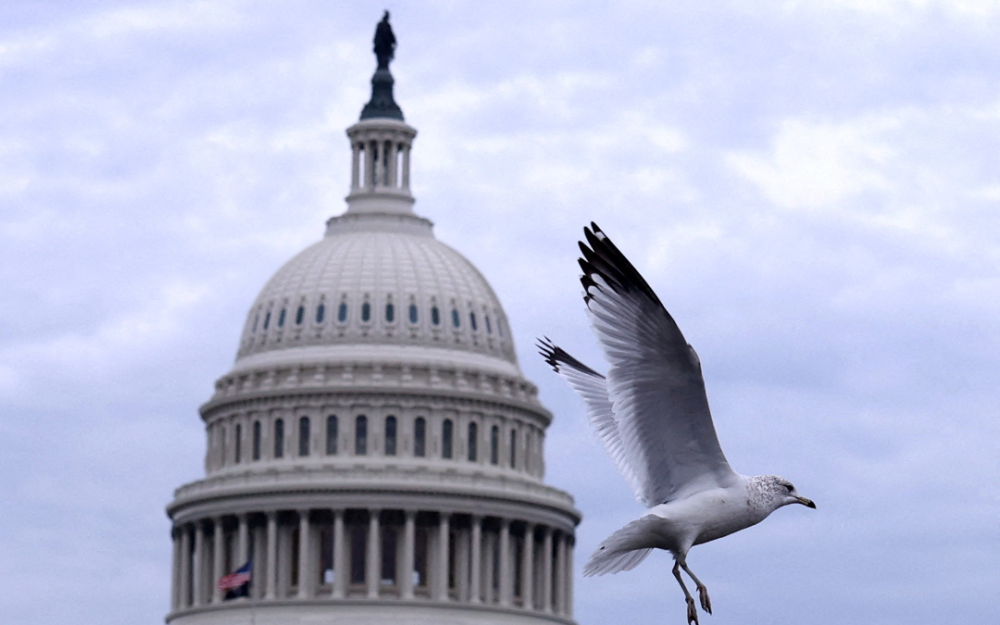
[555,532,567,614]
[170,529,181,610]
[483,531,495,604]
[436,513,450,601]
[455,527,469,602]
[469,516,482,604]
[401,511,416,600]
[401,145,411,189]
[193,522,206,606]
[366,140,376,188]
[179,526,192,608]
[498,519,511,606]
[297,510,311,599]
[386,141,397,187]
[265,512,278,600]
[565,534,574,617]
[541,527,553,613]
[332,510,347,599]
[521,523,534,610]
[237,514,249,566]
[366,510,381,598]
[351,143,360,188]
[212,517,225,603]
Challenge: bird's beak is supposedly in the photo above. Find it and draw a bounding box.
[796,496,816,509]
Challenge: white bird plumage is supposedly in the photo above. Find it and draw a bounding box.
[539,223,815,625]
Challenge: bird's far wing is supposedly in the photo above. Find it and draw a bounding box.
[538,338,648,506]
[578,223,736,506]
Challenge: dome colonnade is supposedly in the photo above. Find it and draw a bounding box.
[166,15,579,625]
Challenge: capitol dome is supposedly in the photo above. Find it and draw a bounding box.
[166,15,578,625]
[236,211,517,366]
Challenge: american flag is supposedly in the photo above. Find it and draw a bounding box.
[218,561,252,592]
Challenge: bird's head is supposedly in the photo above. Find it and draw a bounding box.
[762,475,816,511]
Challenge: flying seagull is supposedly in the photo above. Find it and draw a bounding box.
[539,223,815,625]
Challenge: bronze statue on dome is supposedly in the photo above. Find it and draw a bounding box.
[374,11,396,71]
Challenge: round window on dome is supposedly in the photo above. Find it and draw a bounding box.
[361,302,371,322]
[263,311,271,330]
[451,309,460,328]
[409,304,418,324]
[316,303,325,324]
[385,303,395,323]
[431,306,441,326]
[485,315,492,334]
[470,312,477,331]
[278,309,286,328]
[295,306,304,325]
[337,302,348,323]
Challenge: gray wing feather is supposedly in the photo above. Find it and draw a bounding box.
[538,338,647,506]
[578,223,736,505]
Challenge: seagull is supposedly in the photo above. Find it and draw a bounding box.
[539,223,815,625]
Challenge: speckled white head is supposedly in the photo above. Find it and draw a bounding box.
[748,475,816,514]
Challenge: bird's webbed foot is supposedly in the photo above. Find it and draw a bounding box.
[697,585,712,614]
[685,596,699,625]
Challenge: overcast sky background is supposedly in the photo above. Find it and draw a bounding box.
[2,1,999,624]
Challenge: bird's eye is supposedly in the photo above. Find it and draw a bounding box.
[784,484,794,492]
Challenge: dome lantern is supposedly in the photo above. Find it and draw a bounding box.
[347,11,416,216]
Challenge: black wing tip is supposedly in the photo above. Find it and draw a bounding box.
[536,336,561,371]
[536,337,605,379]
[577,222,663,307]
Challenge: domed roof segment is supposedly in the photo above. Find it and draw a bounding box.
[235,212,519,370]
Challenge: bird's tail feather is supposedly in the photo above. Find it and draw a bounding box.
[583,516,658,577]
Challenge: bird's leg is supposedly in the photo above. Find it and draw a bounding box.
[680,561,712,615]
[672,560,699,625]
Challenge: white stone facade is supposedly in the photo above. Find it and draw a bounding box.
[166,59,579,625]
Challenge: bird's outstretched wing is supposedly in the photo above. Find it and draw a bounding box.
[538,338,648,505]
[578,223,736,505]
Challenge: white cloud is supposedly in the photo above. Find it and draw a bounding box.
[726,114,898,210]
[786,0,1000,18]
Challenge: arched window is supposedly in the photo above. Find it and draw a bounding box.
[337,302,348,322]
[442,419,453,459]
[252,313,259,333]
[326,415,338,455]
[385,303,395,323]
[451,309,460,327]
[485,315,492,334]
[235,423,242,463]
[385,416,397,455]
[263,312,271,330]
[316,303,325,323]
[298,416,310,456]
[408,304,418,323]
[295,305,304,325]
[414,417,426,457]
[274,418,285,459]
[355,415,367,455]
[509,428,517,468]
[431,306,441,326]
[470,312,477,331]
[467,422,478,461]
[490,425,499,465]
[253,421,261,460]
[278,308,286,327]
[497,317,504,337]
[361,302,371,322]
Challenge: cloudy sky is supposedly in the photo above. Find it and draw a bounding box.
[2,1,999,623]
